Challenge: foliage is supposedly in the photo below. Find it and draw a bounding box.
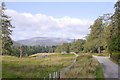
[55,39,85,53]
[84,17,106,53]
[1,2,14,55]
[70,39,85,53]
[107,1,120,53]
[105,1,120,61]
[110,52,120,62]
[12,45,57,57]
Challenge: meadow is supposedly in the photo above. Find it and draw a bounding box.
[2,53,75,78]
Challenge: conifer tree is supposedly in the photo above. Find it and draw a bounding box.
[1,2,14,55]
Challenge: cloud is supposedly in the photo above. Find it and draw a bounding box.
[6,9,93,41]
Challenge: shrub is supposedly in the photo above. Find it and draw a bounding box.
[111,52,120,62]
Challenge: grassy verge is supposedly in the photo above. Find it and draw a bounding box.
[96,63,104,79]
[109,53,120,66]
[64,53,100,78]
[2,53,75,78]
[93,53,109,57]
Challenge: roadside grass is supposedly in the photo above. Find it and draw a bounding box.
[93,53,109,57]
[2,53,75,78]
[64,53,102,78]
[96,63,104,79]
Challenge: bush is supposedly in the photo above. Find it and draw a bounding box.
[111,52,120,62]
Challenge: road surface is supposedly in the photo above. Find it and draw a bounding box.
[93,55,120,78]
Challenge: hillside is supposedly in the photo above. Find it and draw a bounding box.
[14,37,74,46]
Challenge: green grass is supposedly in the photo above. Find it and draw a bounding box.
[2,53,75,78]
[110,53,120,65]
[96,63,104,79]
[93,53,109,57]
[64,53,100,78]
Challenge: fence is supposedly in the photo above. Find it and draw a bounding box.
[47,55,78,79]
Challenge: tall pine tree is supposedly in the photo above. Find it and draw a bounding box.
[1,2,14,55]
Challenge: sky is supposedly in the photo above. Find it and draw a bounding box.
[5,2,115,41]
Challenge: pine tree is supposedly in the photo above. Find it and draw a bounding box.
[0,3,2,54]
[105,0,120,61]
[1,2,14,55]
[107,0,120,53]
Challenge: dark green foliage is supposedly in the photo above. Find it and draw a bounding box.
[55,39,85,53]
[61,43,70,53]
[70,39,85,53]
[1,2,14,55]
[55,45,62,53]
[107,1,120,53]
[12,45,57,57]
[11,46,20,57]
[110,53,120,62]
[106,1,120,61]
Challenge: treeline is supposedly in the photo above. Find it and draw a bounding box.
[55,39,85,53]
[11,46,57,57]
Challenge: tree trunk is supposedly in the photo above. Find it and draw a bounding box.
[20,46,22,58]
[98,47,101,53]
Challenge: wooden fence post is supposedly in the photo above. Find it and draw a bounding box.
[44,77,45,80]
[49,73,51,80]
[53,72,55,78]
[56,72,58,78]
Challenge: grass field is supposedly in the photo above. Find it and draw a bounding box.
[64,53,104,78]
[2,53,75,78]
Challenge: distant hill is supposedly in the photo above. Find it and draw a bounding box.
[13,41,21,47]
[13,37,74,46]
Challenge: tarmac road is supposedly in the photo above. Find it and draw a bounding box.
[93,55,120,78]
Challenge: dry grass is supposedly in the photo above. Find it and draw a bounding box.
[93,53,109,57]
[30,53,56,57]
[65,53,99,78]
[2,53,75,78]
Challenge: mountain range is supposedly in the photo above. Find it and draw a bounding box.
[13,37,74,46]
